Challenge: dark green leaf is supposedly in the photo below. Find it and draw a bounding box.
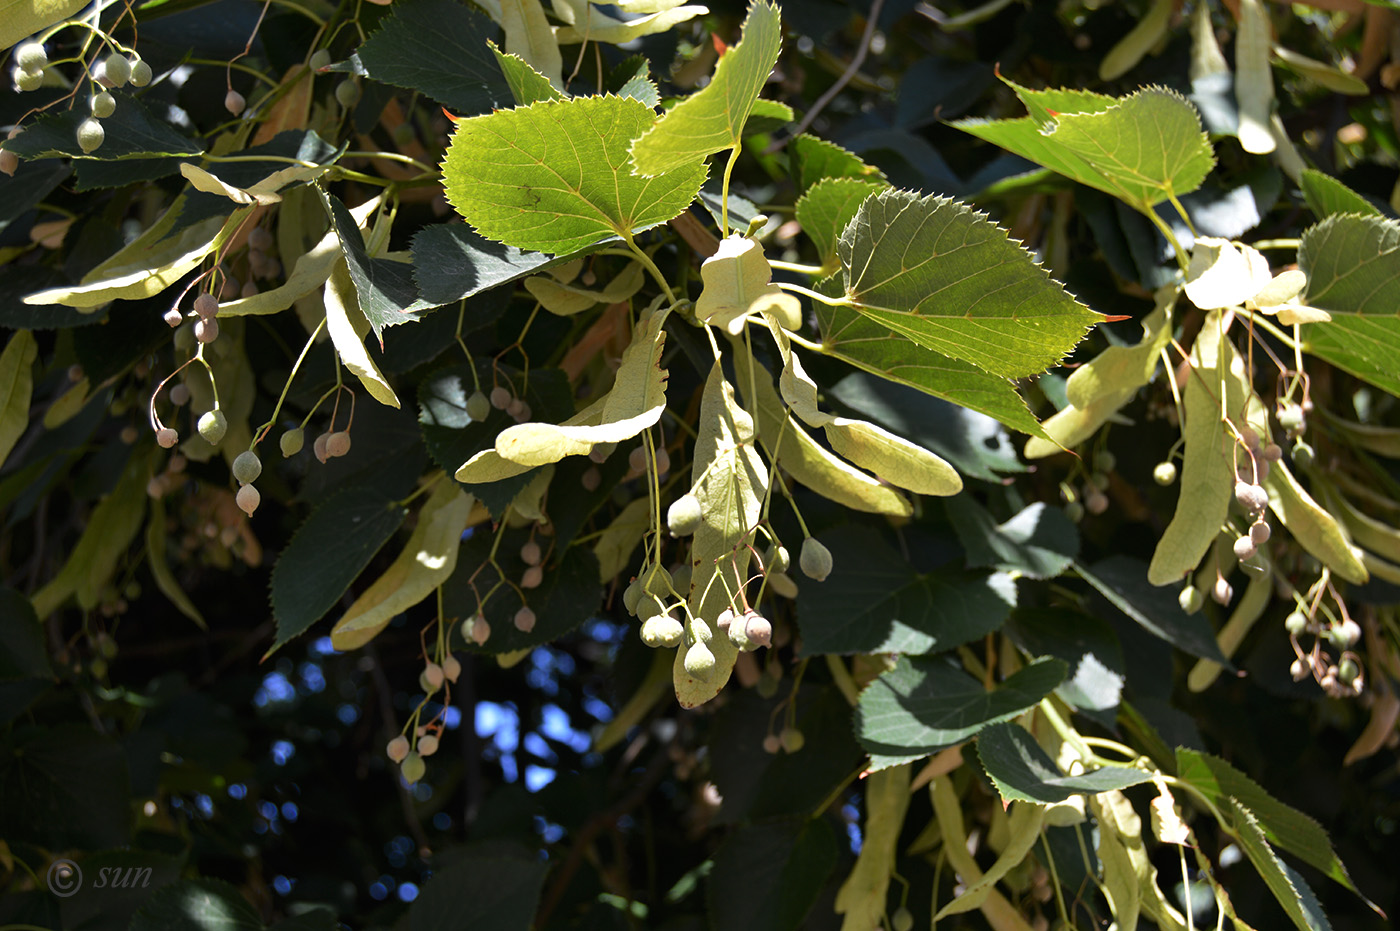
[1076,556,1230,664]
[357,0,511,115]
[1227,799,1333,931]
[0,725,130,849]
[410,222,600,306]
[2,92,201,161]
[128,878,261,931]
[974,722,1153,804]
[795,177,886,265]
[322,190,435,345]
[856,656,1067,770]
[945,497,1079,580]
[1006,607,1124,717]
[608,55,659,108]
[445,535,601,654]
[707,818,838,931]
[1176,749,1374,908]
[0,588,49,679]
[270,486,408,645]
[406,855,548,931]
[795,526,1015,656]
[0,159,70,233]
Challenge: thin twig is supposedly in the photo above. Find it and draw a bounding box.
[769,0,886,151]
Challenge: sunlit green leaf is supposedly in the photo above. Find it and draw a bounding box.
[443,95,707,255]
[795,177,888,268]
[1299,169,1383,220]
[629,0,782,176]
[788,133,885,193]
[837,188,1100,378]
[491,42,564,105]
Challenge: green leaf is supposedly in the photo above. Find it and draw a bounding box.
[932,785,1047,920]
[491,42,564,105]
[837,188,1100,378]
[1300,213,1400,398]
[707,818,838,931]
[975,722,1153,804]
[608,54,660,108]
[357,0,512,115]
[0,0,87,51]
[0,159,69,234]
[629,0,782,176]
[789,133,885,194]
[834,765,911,928]
[323,192,434,345]
[945,497,1079,580]
[0,329,36,470]
[1227,799,1331,931]
[442,95,707,255]
[1077,556,1231,664]
[795,526,1015,656]
[405,854,548,931]
[815,301,1046,437]
[410,222,596,306]
[1299,169,1383,220]
[1,91,202,161]
[0,587,49,680]
[270,487,408,645]
[129,879,262,931]
[1006,607,1125,715]
[1147,313,1232,585]
[1176,749,1375,909]
[1263,458,1367,584]
[856,655,1066,770]
[553,0,707,45]
[795,177,888,268]
[324,260,400,408]
[954,82,1214,211]
[0,725,130,849]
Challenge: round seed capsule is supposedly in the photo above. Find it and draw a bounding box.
[1250,521,1271,545]
[15,68,43,92]
[91,91,116,117]
[76,118,105,153]
[1212,577,1233,605]
[762,734,781,754]
[1233,535,1257,561]
[640,614,684,648]
[225,88,245,115]
[309,49,332,71]
[335,79,360,108]
[400,752,426,784]
[442,655,461,682]
[313,432,331,463]
[514,606,536,632]
[1179,585,1204,614]
[156,427,179,448]
[580,467,601,491]
[0,149,17,177]
[1153,461,1177,486]
[129,58,152,86]
[667,494,702,537]
[1338,657,1360,683]
[15,42,47,74]
[280,428,304,456]
[521,565,543,589]
[235,483,260,516]
[1285,611,1307,636]
[422,662,445,689]
[466,390,491,421]
[683,640,715,678]
[197,409,227,445]
[418,734,440,756]
[470,616,491,645]
[1291,440,1314,469]
[386,735,410,762]
[169,383,190,406]
[628,445,647,473]
[799,537,832,581]
[743,613,772,648]
[326,431,352,458]
[103,53,130,86]
[232,450,262,484]
[779,726,805,753]
[163,307,184,327]
[194,318,219,343]
[521,540,542,565]
[489,386,512,409]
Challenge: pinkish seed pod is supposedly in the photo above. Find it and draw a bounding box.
[163,307,184,327]
[386,735,410,762]
[1250,521,1271,545]
[744,613,773,648]
[489,385,511,409]
[156,427,179,448]
[442,655,461,682]
[418,734,440,756]
[423,662,445,689]
[762,734,781,754]
[313,432,331,463]
[1212,577,1233,605]
[521,565,543,589]
[628,445,647,473]
[326,431,351,458]
[514,606,536,632]
[580,467,601,491]
[194,318,219,343]
[470,616,490,645]
[225,88,245,115]
[235,483,260,516]
[715,608,734,631]
[521,540,542,565]
[1233,535,1257,561]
